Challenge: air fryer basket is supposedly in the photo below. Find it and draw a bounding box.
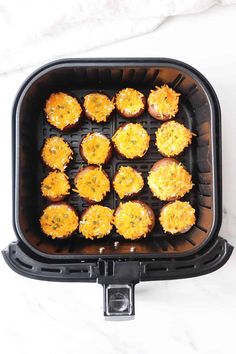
[3,58,233,319]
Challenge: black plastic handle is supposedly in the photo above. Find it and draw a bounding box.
[2,237,234,282]
[1,241,97,282]
[2,237,233,320]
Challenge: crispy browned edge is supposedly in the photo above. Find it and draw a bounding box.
[149,157,187,201]
[79,132,113,165]
[40,202,79,239]
[155,121,193,157]
[112,166,144,199]
[40,137,74,172]
[83,92,115,123]
[112,122,150,159]
[115,90,146,118]
[44,93,83,132]
[74,165,110,204]
[80,205,114,238]
[115,200,155,238]
[159,201,195,235]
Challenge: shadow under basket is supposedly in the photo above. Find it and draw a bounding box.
[3,58,233,319]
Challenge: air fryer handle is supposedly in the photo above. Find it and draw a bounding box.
[103,283,135,320]
[97,260,140,320]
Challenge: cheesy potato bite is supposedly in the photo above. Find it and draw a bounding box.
[148,158,193,201]
[159,201,196,234]
[40,203,79,239]
[114,200,155,240]
[74,166,110,203]
[83,93,115,123]
[115,88,145,118]
[155,121,194,157]
[79,205,114,239]
[80,132,112,165]
[113,166,144,199]
[45,92,82,131]
[41,136,73,172]
[41,171,70,202]
[112,123,150,159]
[147,85,180,121]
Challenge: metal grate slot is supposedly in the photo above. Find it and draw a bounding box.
[195,224,208,233]
[198,203,211,210]
[172,74,185,89]
[185,84,198,99]
[157,239,169,252]
[98,69,111,83]
[183,236,196,246]
[198,184,212,196]
[111,69,123,82]
[165,239,177,251]
[133,69,147,83]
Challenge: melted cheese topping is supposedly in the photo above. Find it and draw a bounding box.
[74,167,110,202]
[45,92,82,130]
[159,201,196,234]
[115,88,145,115]
[41,136,73,171]
[40,204,79,238]
[79,205,114,239]
[84,93,115,122]
[41,171,70,199]
[148,85,180,118]
[113,166,144,199]
[112,123,150,159]
[81,133,111,164]
[156,121,194,157]
[114,201,152,240]
[148,161,193,200]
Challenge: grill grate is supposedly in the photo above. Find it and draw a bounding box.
[34,87,198,244]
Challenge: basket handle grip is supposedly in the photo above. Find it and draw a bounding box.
[103,283,135,320]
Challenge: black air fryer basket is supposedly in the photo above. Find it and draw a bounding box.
[3,58,233,319]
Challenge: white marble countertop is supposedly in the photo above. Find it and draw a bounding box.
[1,4,236,354]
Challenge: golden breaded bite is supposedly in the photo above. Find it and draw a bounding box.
[156,121,194,157]
[40,203,79,239]
[41,136,73,171]
[113,166,144,199]
[114,201,155,240]
[74,166,110,203]
[45,92,82,131]
[148,158,193,201]
[79,205,114,239]
[148,85,180,120]
[112,123,150,159]
[115,88,145,118]
[41,171,70,201]
[84,93,115,123]
[80,132,112,165]
[159,201,196,234]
